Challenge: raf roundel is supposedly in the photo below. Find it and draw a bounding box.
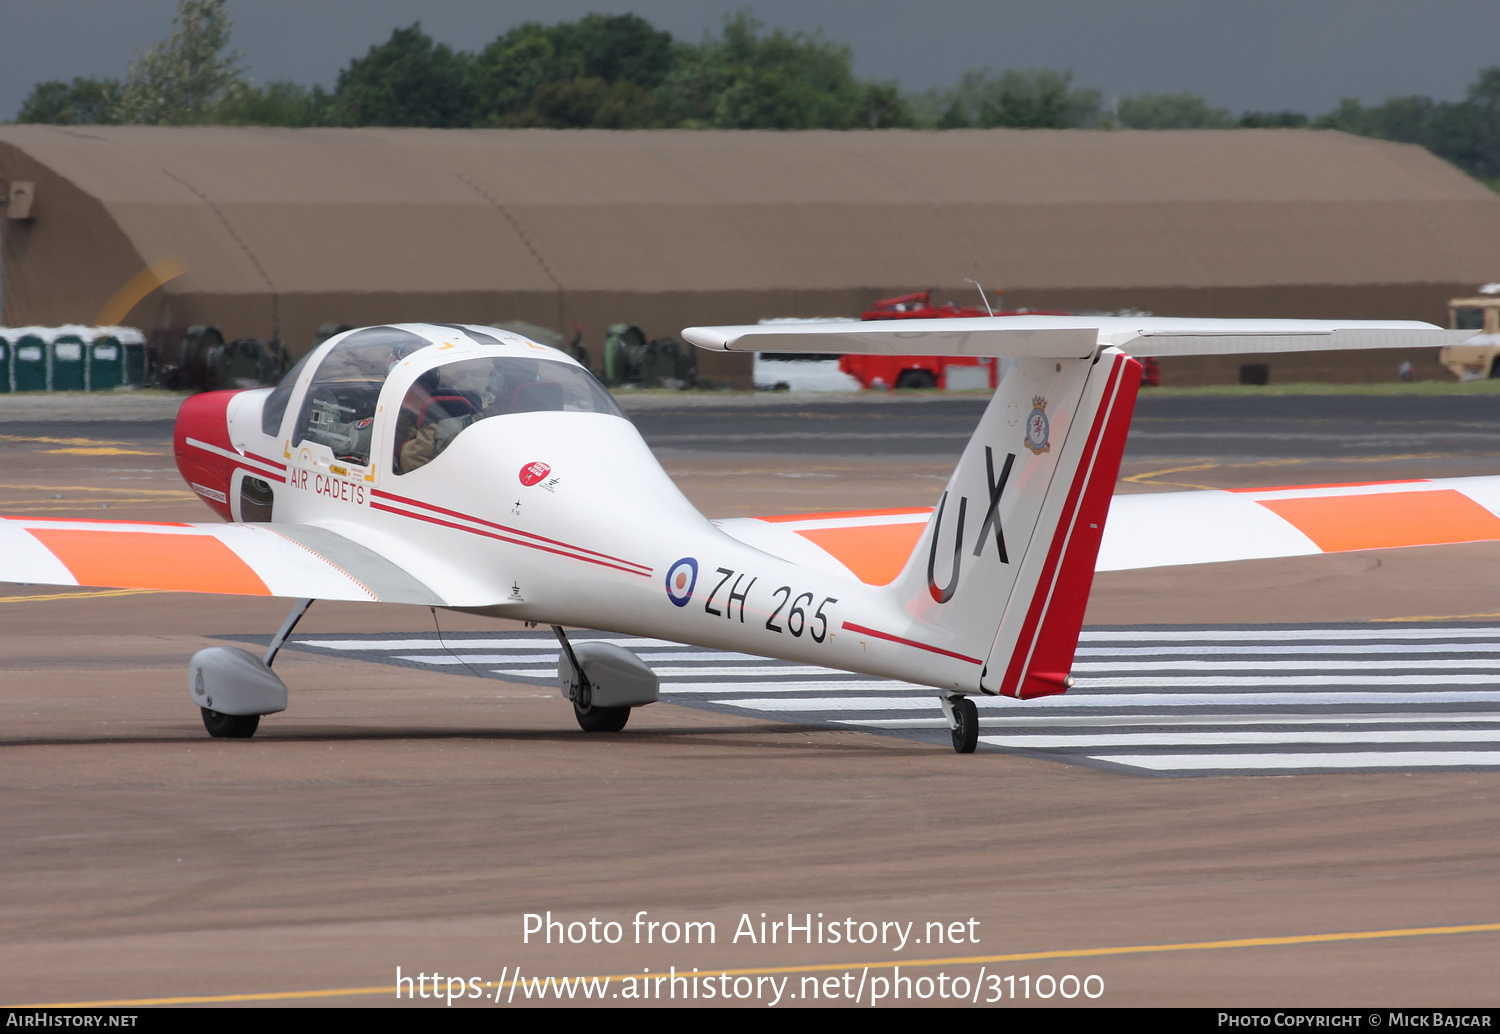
[665,557,699,607]
[519,461,551,487]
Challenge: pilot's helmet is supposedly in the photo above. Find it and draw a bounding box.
[385,340,425,375]
[447,361,491,396]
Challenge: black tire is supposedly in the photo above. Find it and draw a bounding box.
[574,704,630,733]
[896,370,938,390]
[950,697,979,754]
[201,708,259,739]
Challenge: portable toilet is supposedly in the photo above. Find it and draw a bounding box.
[87,330,126,391]
[118,328,147,387]
[13,331,48,391]
[50,329,87,391]
[0,331,10,393]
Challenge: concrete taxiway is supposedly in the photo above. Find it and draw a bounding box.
[1,394,1498,1007]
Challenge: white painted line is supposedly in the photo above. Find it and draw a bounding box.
[300,636,682,651]
[656,666,846,678]
[303,639,483,651]
[1077,643,1500,658]
[716,697,972,712]
[837,712,1500,730]
[394,650,774,665]
[486,666,857,679]
[835,718,959,728]
[638,652,770,662]
[400,654,558,665]
[1080,675,1500,688]
[1079,628,1500,643]
[1072,659,1500,673]
[637,680,909,694]
[1094,751,1500,772]
[717,691,1500,711]
[980,729,1500,749]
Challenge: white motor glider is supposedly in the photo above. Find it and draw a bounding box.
[0,319,1487,752]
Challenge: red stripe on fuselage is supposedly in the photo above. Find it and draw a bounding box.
[371,488,651,574]
[369,501,652,578]
[840,621,983,665]
[244,451,287,472]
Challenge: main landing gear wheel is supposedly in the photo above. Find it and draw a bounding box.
[951,697,979,754]
[574,703,630,733]
[201,708,259,739]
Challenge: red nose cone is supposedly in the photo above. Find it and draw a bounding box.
[174,390,243,520]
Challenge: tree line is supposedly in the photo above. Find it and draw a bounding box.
[15,0,1500,185]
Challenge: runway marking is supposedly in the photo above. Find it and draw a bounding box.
[1073,675,1500,687]
[1377,612,1500,623]
[1078,642,1500,656]
[0,587,160,603]
[20,920,1500,1008]
[41,446,158,456]
[0,483,191,496]
[1121,453,1481,492]
[0,434,146,448]
[1121,462,1221,490]
[273,624,1500,776]
[848,712,1500,729]
[721,692,1500,709]
[1080,627,1500,641]
[1094,751,1500,771]
[394,650,766,665]
[307,636,684,652]
[1074,659,1500,672]
[984,729,1500,748]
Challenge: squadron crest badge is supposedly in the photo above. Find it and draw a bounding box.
[1024,396,1051,454]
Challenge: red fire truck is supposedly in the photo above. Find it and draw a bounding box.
[839,291,1160,389]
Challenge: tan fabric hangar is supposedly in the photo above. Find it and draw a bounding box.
[2,124,1499,385]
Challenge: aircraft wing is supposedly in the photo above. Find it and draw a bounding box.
[0,517,446,604]
[1097,475,1500,571]
[718,476,1500,584]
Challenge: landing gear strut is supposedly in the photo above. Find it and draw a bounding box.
[941,694,979,754]
[199,598,312,739]
[553,625,631,733]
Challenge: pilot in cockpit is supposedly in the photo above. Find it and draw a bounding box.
[391,355,579,474]
[393,369,444,474]
[393,362,489,474]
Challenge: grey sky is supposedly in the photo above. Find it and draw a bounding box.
[3,1,1497,121]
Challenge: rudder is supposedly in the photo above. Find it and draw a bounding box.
[883,347,1140,697]
[985,348,1139,697]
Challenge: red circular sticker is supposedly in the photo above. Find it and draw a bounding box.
[519,461,551,487]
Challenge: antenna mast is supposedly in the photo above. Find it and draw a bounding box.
[962,277,995,317]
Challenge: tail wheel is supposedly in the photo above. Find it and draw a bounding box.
[574,703,630,732]
[951,697,979,754]
[201,708,259,739]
